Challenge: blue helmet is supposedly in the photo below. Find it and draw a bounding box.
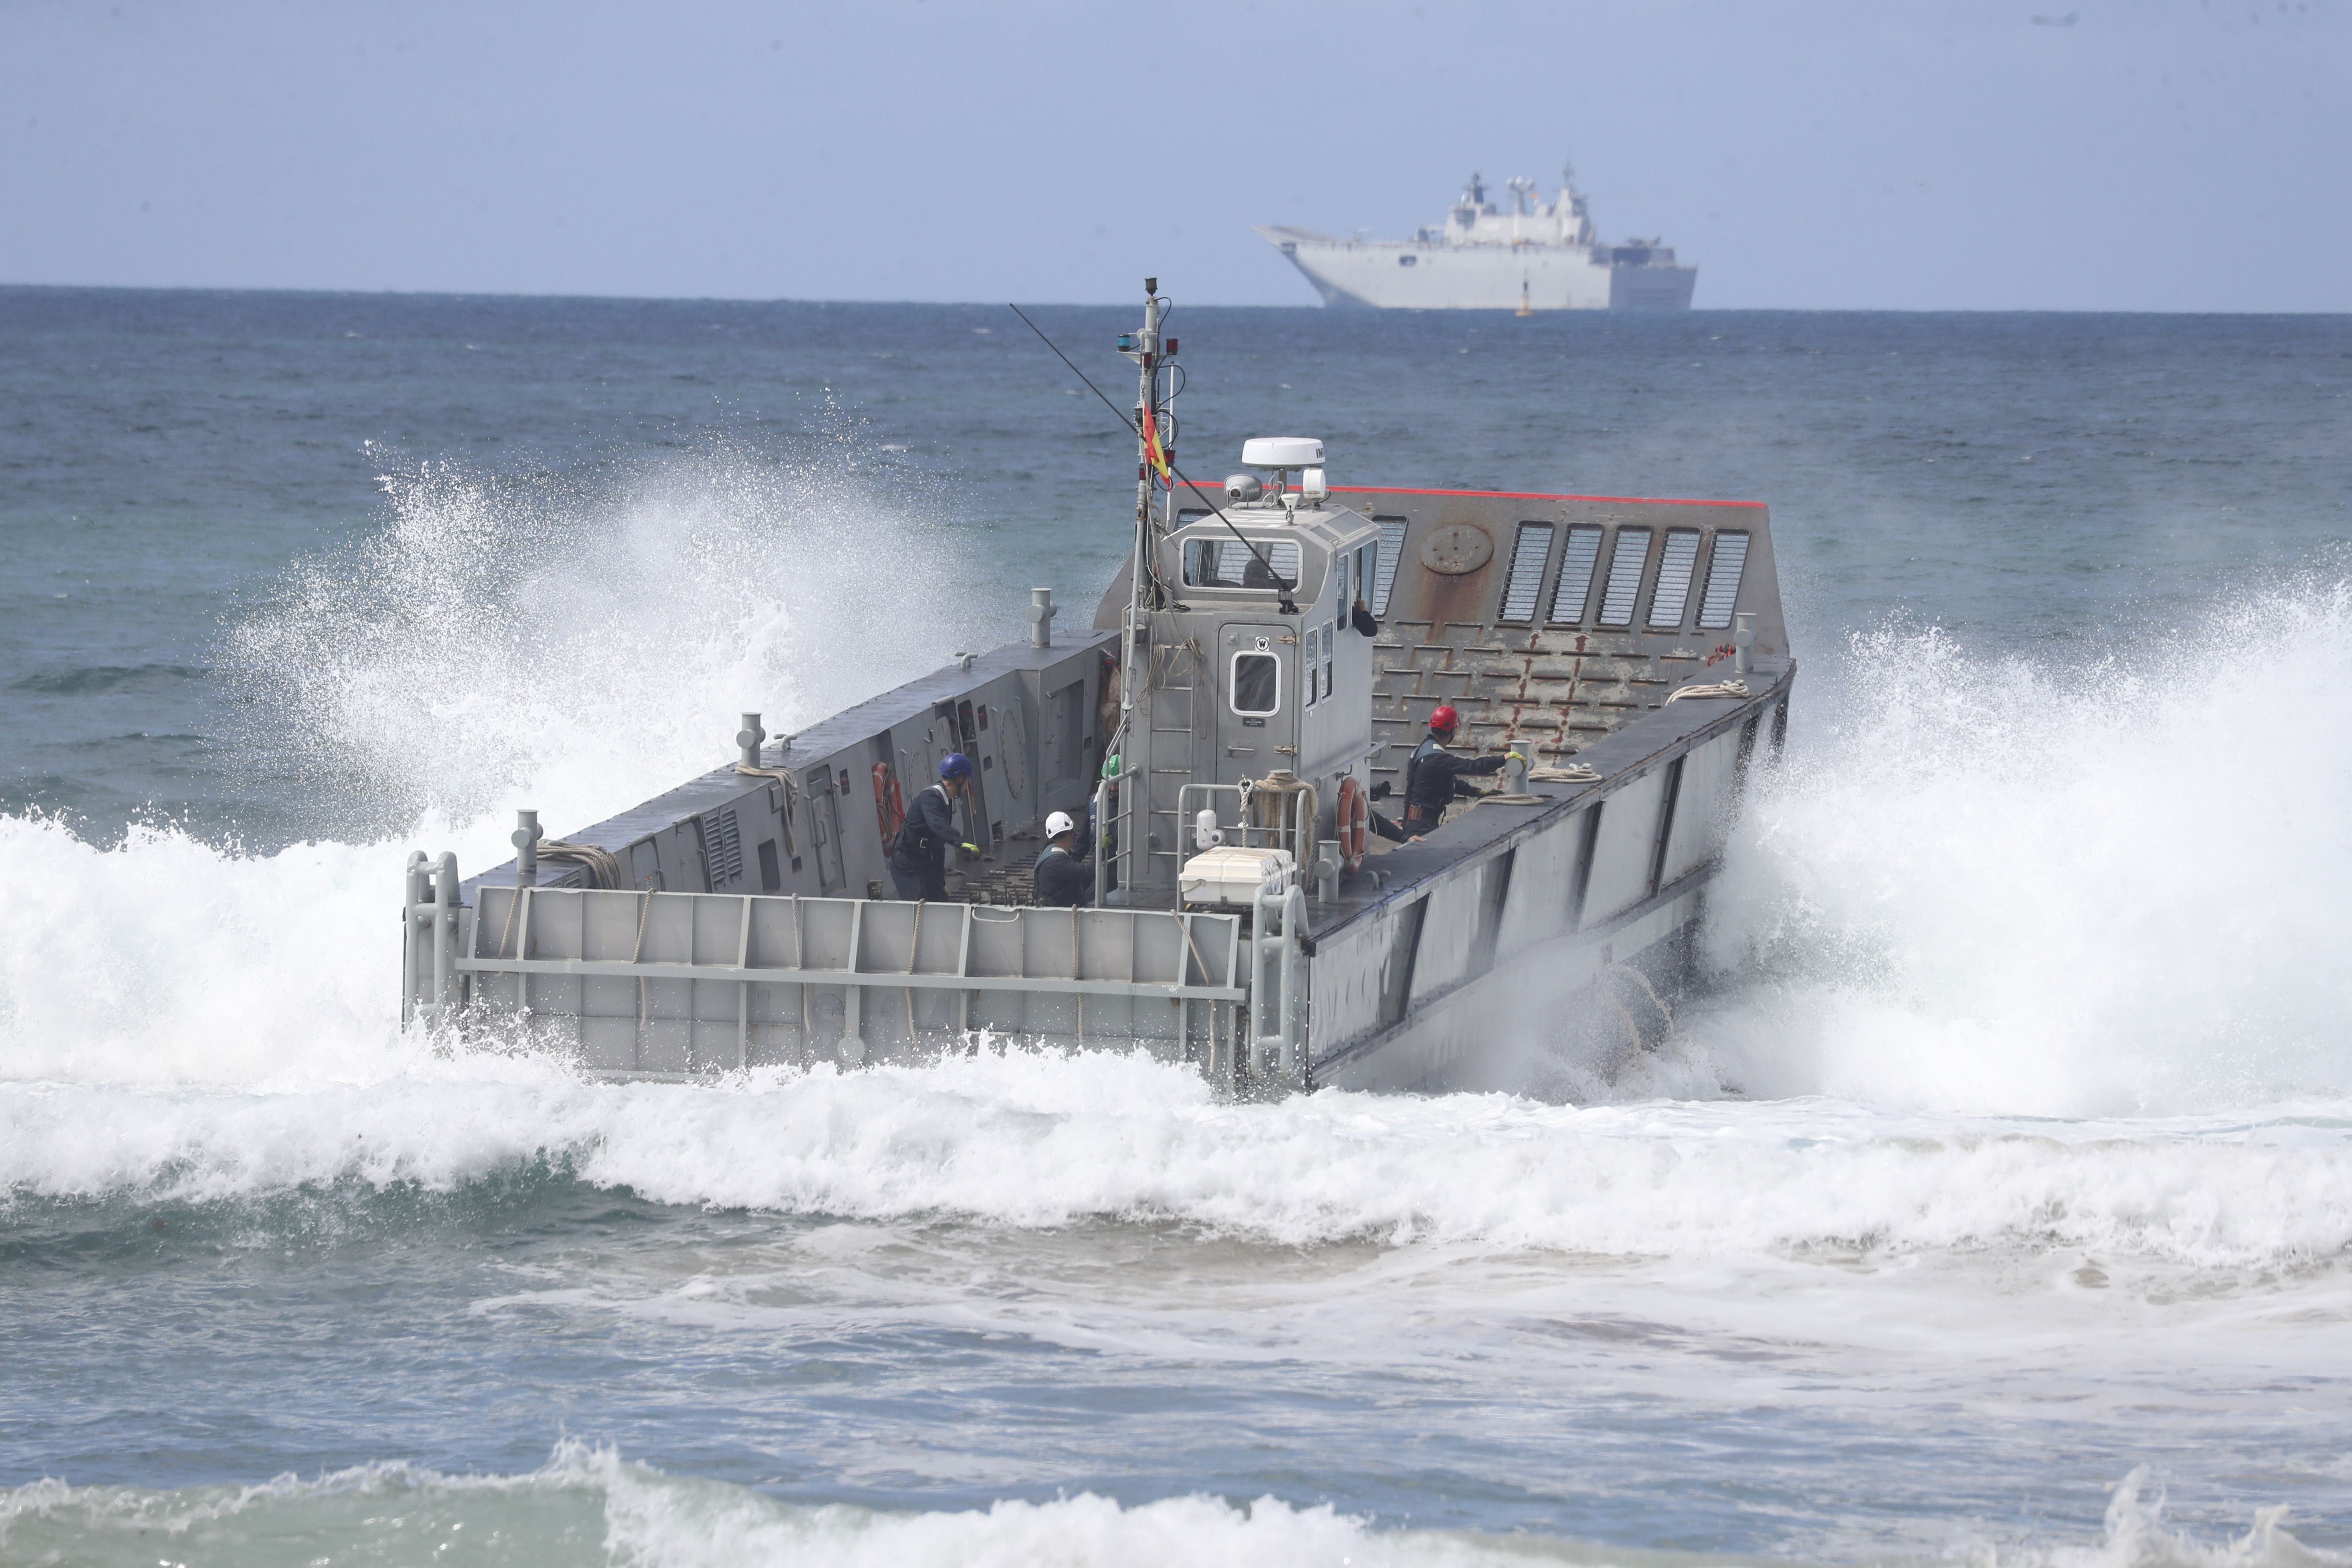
[939,752,974,781]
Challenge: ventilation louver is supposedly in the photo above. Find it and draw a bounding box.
[1498,522,1554,622]
[700,806,744,887]
[1697,532,1750,629]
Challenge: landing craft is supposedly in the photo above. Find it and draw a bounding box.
[400,280,1792,1092]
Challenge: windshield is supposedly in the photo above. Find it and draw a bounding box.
[1184,538,1300,591]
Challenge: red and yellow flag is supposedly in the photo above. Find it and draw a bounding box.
[1140,402,1171,484]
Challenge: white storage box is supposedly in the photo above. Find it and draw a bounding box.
[1179,846,1296,908]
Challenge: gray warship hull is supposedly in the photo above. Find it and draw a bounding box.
[1260,229,1698,313]
[1257,166,1698,312]
[401,478,1791,1094]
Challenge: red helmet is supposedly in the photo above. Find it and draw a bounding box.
[1428,704,1460,733]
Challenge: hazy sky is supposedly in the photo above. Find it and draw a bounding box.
[3,0,2346,309]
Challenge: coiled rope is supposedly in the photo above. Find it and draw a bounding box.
[1664,679,1751,705]
[538,841,623,889]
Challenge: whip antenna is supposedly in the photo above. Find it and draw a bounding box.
[1007,300,1298,614]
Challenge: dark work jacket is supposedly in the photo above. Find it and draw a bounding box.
[1033,844,1092,907]
[1349,602,1379,637]
[1402,736,1506,822]
[890,783,961,875]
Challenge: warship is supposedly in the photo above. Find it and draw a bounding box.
[1259,167,1697,312]
[400,280,1788,1092]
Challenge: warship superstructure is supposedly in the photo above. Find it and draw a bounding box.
[1259,167,1697,311]
[400,280,1786,1092]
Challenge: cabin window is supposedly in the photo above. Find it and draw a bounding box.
[1177,508,1211,524]
[1231,651,1280,716]
[1370,518,1408,614]
[1321,622,1335,698]
[1303,627,1319,708]
[1697,531,1750,629]
[1548,526,1603,624]
[1647,529,1703,628]
[1596,528,1652,627]
[1184,537,1300,591]
[1498,522,1554,622]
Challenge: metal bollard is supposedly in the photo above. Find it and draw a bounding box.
[1733,612,1756,675]
[512,808,541,882]
[401,851,428,1026]
[1313,842,1341,907]
[736,713,766,769]
[1027,587,1057,649]
[432,850,460,1018]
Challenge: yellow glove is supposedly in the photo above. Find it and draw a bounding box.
[1507,750,1527,764]
[959,842,982,854]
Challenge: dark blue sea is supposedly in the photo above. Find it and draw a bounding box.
[3,287,2350,1566]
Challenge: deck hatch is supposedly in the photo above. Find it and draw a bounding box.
[1648,529,1702,628]
[1697,531,1750,629]
[1596,527,1652,627]
[1547,525,1603,624]
[1370,518,1408,614]
[1498,522,1554,622]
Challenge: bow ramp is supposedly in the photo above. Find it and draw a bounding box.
[419,881,1257,1083]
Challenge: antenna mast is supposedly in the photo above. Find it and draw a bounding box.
[1114,277,1173,736]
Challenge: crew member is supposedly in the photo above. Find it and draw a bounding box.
[1400,705,1515,833]
[1032,809,1092,907]
[890,753,978,901]
[1348,594,1378,636]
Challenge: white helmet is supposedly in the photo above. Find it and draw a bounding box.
[1045,810,1076,837]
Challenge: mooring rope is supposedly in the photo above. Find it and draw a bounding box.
[631,889,652,1039]
[537,840,624,889]
[1664,679,1752,705]
[496,884,524,960]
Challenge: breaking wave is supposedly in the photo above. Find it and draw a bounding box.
[1698,576,2352,1117]
[2,1443,2333,1568]
[226,430,996,842]
[4,1048,2348,1268]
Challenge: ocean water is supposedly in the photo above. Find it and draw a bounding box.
[3,287,2351,1566]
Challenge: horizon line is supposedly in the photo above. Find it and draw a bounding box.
[1,281,2345,318]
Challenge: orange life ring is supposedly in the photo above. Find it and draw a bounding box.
[1335,775,1370,873]
[873,763,906,847]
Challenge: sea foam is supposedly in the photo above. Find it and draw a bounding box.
[4,1049,2347,1268]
